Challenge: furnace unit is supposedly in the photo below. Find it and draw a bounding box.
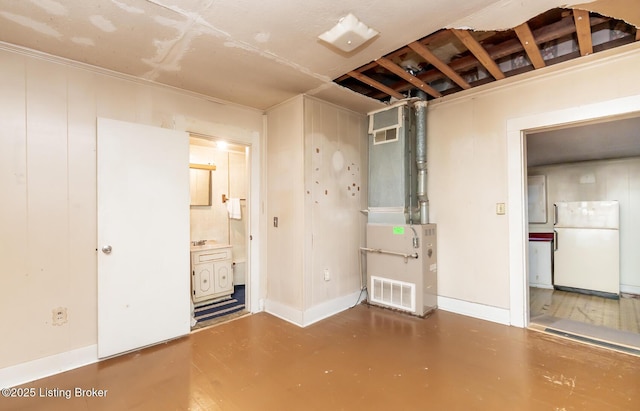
[363,96,437,316]
[366,223,437,316]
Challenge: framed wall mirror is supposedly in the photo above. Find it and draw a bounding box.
[189,164,214,206]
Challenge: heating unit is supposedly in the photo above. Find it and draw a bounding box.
[363,94,437,316]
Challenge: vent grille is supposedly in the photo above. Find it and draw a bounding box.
[370,276,415,312]
[373,128,398,144]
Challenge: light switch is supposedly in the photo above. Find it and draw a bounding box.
[496,203,506,215]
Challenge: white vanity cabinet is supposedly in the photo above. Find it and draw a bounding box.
[191,243,233,303]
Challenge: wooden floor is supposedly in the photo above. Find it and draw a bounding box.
[530,287,640,333]
[3,304,640,411]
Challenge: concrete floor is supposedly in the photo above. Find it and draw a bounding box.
[2,304,639,410]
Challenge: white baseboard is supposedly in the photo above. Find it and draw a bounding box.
[437,295,511,326]
[265,291,361,328]
[621,284,640,295]
[264,300,304,327]
[302,291,361,327]
[0,345,98,388]
[529,283,554,290]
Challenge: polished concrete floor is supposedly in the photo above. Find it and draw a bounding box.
[3,304,639,411]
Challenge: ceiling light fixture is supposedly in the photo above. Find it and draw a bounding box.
[318,13,379,53]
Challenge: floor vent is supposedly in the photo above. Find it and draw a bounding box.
[370,276,415,312]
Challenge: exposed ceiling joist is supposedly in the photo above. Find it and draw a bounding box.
[408,41,471,90]
[335,8,637,103]
[450,28,506,80]
[573,9,594,56]
[514,23,546,69]
[375,57,442,98]
[347,71,405,100]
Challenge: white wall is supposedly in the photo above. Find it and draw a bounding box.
[265,96,367,325]
[0,46,263,373]
[427,43,640,320]
[529,157,640,294]
[190,143,230,244]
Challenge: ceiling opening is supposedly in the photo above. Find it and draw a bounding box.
[335,8,639,103]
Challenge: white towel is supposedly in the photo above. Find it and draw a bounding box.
[226,198,242,220]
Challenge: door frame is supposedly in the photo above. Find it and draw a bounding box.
[507,94,640,328]
[188,131,259,315]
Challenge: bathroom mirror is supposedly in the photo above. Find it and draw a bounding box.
[189,167,212,206]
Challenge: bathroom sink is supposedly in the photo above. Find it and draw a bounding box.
[190,240,231,252]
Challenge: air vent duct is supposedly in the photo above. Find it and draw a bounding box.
[367,103,415,224]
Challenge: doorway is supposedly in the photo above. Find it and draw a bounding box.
[505,97,640,352]
[188,135,251,330]
[524,118,640,351]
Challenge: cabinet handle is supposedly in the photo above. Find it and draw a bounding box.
[553,230,558,251]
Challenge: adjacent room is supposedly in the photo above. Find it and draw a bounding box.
[1,0,639,409]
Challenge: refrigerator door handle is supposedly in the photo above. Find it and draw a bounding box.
[553,229,558,251]
[553,203,558,226]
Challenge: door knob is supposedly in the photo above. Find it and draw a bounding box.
[101,245,113,254]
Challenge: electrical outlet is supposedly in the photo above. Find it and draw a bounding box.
[496,202,506,215]
[323,268,330,281]
[52,307,68,326]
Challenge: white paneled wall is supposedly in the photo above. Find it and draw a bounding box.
[0,47,263,371]
[265,96,367,325]
[529,157,640,293]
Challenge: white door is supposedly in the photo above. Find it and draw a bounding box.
[97,118,190,358]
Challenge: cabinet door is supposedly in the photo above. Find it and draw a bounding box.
[193,262,215,302]
[215,260,233,295]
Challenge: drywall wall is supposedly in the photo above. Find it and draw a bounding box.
[0,46,263,372]
[427,42,640,312]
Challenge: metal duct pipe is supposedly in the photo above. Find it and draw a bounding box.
[415,92,429,224]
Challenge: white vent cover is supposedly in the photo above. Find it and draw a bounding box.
[370,276,416,312]
[368,105,403,145]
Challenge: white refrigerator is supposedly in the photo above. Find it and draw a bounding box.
[553,201,620,295]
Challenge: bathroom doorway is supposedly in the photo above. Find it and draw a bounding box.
[188,135,251,330]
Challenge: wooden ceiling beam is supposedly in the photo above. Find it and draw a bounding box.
[450,29,506,80]
[375,57,442,98]
[338,15,613,99]
[346,71,405,100]
[408,41,471,89]
[513,23,546,69]
[573,9,593,56]
[386,16,611,95]
[340,15,606,83]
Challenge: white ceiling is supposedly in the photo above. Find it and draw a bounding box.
[1,0,637,113]
[527,115,640,167]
